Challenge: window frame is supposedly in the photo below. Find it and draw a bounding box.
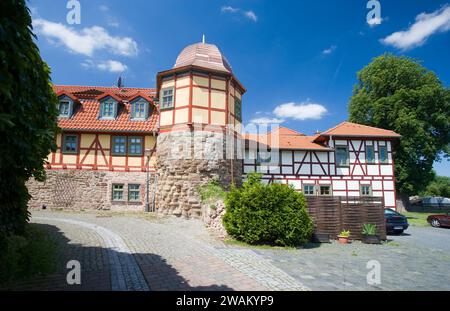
[130,98,148,120]
[58,100,72,118]
[111,136,127,156]
[335,145,349,167]
[99,98,118,120]
[128,184,141,202]
[379,145,388,164]
[62,134,79,154]
[303,184,316,196]
[160,87,174,110]
[256,151,272,165]
[112,184,125,201]
[366,145,375,164]
[234,97,242,121]
[319,185,332,196]
[127,136,143,156]
[360,185,372,197]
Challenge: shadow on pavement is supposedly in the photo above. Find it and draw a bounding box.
[1,223,233,291]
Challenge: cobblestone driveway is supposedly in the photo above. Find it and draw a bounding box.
[8,211,449,291]
[10,211,307,291]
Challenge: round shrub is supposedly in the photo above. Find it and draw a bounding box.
[223,173,313,246]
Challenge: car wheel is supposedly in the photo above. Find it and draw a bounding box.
[430,219,441,228]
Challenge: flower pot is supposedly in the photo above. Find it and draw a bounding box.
[362,234,381,245]
[338,236,349,244]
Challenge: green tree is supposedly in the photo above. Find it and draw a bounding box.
[421,174,450,198]
[0,0,58,239]
[349,54,450,201]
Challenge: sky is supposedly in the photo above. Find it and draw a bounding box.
[29,0,450,176]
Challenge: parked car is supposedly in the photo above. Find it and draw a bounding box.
[427,213,450,228]
[384,208,409,234]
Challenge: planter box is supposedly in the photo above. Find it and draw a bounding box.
[362,234,381,245]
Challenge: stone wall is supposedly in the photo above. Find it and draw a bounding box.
[27,170,153,211]
[156,130,242,218]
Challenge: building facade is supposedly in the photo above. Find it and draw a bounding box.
[27,41,400,215]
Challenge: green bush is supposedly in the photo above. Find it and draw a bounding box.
[223,173,314,246]
[0,224,57,285]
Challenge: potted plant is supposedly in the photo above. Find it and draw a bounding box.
[362,224,380,244]
[337,230,350,244]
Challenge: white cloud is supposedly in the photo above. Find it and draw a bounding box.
[381,6,450,50]
[81,60,128,73]
[33,18,138,57]
[244,11,258,22]
[221,6,258,22]
[99,5,109,12]
[274,102,327,121]
[322,45,337,55]
[249,117,284,124]
[221,6,239,13]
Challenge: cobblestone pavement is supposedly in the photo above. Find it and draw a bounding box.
[253,226,450,291]
[10,211,448,291]
[12,211,308,291]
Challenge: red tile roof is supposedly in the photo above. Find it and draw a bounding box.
[318,121,401,138]
[53,85,158,133]
[245,126,332,151]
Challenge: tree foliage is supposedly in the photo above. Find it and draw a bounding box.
[223,173,313,247]
[421,174,450,198]
[349,54,450,195]
[0,0,58,238]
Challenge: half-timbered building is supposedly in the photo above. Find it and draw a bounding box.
[27,40,401,215]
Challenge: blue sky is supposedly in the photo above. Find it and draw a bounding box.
[29,0,450,176]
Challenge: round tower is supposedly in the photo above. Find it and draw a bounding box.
[155,41,245,218]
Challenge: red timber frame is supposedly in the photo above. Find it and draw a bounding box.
[47,131,157,173]
[156,66,245,135]
[243,137,397,208]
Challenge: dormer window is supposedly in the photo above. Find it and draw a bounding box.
[160,87,174,110]
[58,96,73,118]
[131,98,149,120]
[99,97,118,119]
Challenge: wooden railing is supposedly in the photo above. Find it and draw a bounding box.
[306,196,386,241]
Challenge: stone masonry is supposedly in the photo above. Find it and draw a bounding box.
[156,130,242,218]
[27,170,153,211]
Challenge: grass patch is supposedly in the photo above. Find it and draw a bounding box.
[385,241,401,247]
[197,180,227,204]
[402,212,433,227]
[223,238,296,250]
[0,224,58,285]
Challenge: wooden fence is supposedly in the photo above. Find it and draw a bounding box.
[306,196,386,241]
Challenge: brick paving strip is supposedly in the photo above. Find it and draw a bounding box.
[34,217,149,291]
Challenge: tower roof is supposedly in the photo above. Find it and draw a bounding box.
[173,42,233,74]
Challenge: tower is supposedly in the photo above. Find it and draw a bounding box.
[155,40,245,218]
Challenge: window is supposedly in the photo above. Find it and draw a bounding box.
[112,136,127,155]
[100,100,117,119]
[62,134,78,154]
[303,185,315,196]
[366,145,375,163]
[320,185,332,196]
[379,146,388,163]
[128,137,143,156]
[128,184,141,202]
[161,88,174,109]
[131,99,148,120]
[336,146,349,167]
[257,151,272,164]
[59,100,71,118]
[112,184,124,201]
[234,98,242,121]
[361,185,372,197]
